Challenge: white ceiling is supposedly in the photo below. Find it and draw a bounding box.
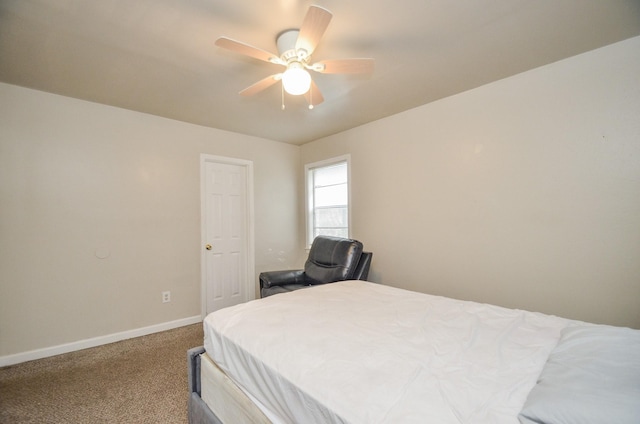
[1,0,639,145]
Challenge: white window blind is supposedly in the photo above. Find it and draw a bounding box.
[306,157,350,246]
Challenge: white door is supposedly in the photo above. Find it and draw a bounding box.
[201,156,254,315]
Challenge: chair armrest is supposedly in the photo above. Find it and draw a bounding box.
[352,251,373,280]
[259,270,305,288]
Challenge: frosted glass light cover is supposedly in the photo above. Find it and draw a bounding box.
[282,67,311,95]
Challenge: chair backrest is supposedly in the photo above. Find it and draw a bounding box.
[304,236,364,285]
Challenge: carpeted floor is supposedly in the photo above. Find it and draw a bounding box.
[0,323,204,423]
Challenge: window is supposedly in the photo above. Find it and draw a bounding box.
[305,156,350,247]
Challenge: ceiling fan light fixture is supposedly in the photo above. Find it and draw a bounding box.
[282,62,311,95]
[215,6,373,108]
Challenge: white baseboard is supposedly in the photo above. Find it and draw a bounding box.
[0,315,202,367]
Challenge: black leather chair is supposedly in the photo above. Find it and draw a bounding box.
[259,235,373,298]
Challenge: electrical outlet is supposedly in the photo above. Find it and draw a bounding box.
[162,291,171,303]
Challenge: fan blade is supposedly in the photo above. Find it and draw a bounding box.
[313,58,374,74]
[239,74,282,96]
[215,37,283,65]
[295,5,332,56]
[304,79,324,107]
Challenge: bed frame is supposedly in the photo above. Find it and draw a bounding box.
[187,346,272,424]
[187,347,221,424]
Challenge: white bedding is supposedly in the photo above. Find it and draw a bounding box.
[203,280,573,424]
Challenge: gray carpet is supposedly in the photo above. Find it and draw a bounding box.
[0,323,204,423]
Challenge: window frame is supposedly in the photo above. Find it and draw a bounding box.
[305,155,351,248]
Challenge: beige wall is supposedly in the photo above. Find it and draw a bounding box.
[2,36,639,361]
[0,83,301,357]
[301,36,640,329]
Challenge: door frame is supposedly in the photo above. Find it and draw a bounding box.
[200,154,255,318]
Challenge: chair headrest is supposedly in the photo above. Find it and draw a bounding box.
[305,236,364,284]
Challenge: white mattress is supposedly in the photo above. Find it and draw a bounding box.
[203,280,573,423]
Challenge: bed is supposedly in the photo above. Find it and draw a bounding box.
[187,280,640,424]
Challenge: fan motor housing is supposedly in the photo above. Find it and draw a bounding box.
[276,29,306,62]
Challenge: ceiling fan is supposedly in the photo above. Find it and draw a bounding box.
[215,5,374,109]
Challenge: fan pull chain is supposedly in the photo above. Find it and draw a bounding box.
[281,83,286,110]
[308,85,314,110]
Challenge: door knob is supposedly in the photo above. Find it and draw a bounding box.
[205,244,212,250]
